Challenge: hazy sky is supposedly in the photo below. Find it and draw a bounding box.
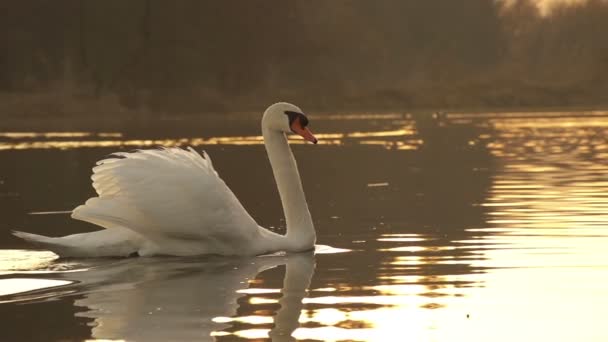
[535,0,585,13]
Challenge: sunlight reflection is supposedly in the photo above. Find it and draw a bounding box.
[317,113,405,120]
[222,288,476,341]
[0,132,122,139]
[236,288,281,294]
[214,227,487,341]
[212,315,273,325]
[347,128,414,138]
[227,227,487,342]
[312,287,338,292]
[376,234,426,242]
[0,278,72,296]
[455,113,608,341]
[249,297,278,305]
[0,128,421,151]
[0,250,58,274]
[483,115,608,231]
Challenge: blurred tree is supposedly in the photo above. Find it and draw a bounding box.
[1,0,607,113]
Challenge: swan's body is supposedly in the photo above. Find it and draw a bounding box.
[14,103,318,257]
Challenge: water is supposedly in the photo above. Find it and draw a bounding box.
[1,111,607,341]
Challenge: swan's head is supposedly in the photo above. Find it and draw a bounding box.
[263,102,318,144]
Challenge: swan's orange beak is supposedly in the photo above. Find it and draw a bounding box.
[291,117,318,144]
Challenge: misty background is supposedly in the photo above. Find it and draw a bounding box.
[1,0,607,118]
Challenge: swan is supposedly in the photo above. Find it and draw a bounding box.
[13,102,318,257]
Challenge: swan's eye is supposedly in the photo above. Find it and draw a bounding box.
[300,114,309,128]
[284,110,308,129]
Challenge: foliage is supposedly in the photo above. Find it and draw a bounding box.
[1,0,607,115]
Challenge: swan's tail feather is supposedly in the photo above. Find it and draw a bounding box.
[12,230,76,256]
[12,229,140,258]
[12,230,52,244]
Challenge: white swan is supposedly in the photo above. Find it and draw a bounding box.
[13,102,318,257]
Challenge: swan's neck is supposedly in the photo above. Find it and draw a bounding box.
[263,127,316,251]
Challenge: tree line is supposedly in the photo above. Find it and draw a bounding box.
[1,0,607,115]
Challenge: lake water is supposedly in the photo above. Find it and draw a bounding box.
[1,110,607,341]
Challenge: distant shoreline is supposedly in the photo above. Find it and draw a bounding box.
[1,105,607,132]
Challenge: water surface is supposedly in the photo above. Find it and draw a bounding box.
[1,111,607,341]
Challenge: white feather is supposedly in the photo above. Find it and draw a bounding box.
[70,147,262,256]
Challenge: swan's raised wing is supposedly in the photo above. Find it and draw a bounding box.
[72,147,260,255]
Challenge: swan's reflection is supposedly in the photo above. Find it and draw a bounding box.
[52,253,315,341]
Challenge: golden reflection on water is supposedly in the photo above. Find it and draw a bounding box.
[473,114,608,341]
[0,250,75,303]
[0,250,58,275]
[0,126,419,151]
[484,116,608,231]
[214,231,485,341]
[215,113,608,341]
[0,132,122,139]
[0,278,72,297]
